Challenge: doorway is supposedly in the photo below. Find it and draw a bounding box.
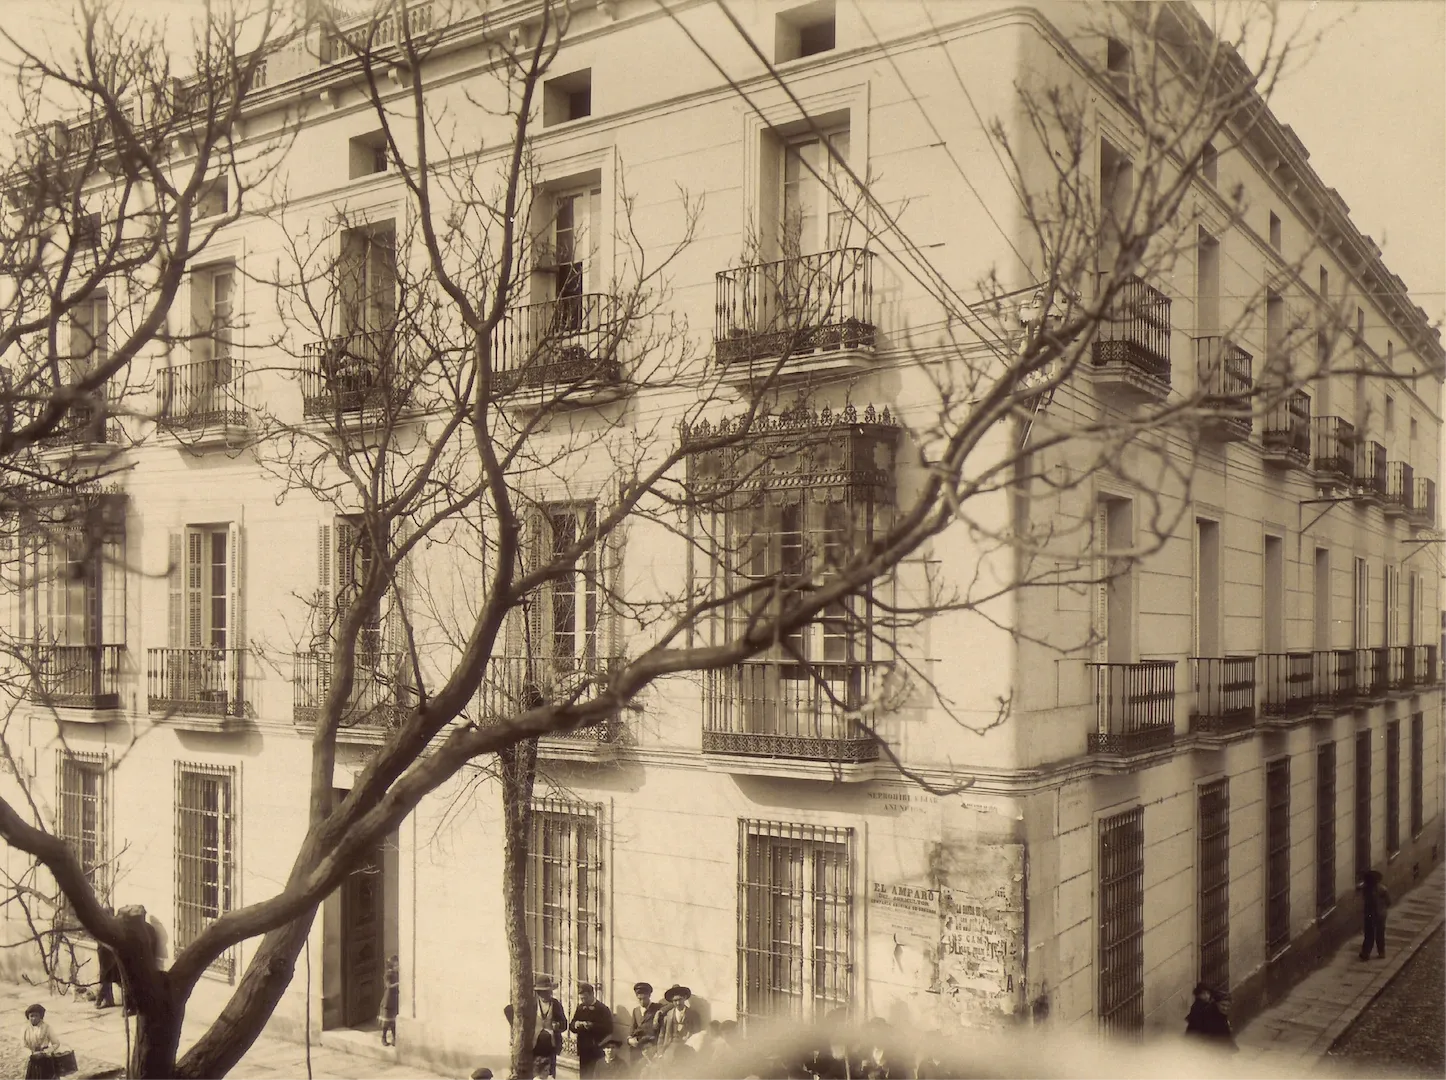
[322,791,399,1032]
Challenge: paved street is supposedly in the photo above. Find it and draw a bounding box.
[1325,926,1444,1078]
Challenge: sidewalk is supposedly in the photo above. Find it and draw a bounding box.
[1237,860,1446,1075]
[0,977,447,1079]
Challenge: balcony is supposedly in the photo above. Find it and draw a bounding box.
[1313,649,1357,712]
[1353,441,1387,503]
[293,650,412,742]
[1086,660,1175,755]
[37,402,120,454]
[1089,276,1171,399]
[300,331,408,419]
[492,294,626,406]
[1312,416,1355,486]
[476,654,622,760]
[1408,645,1438,689]
[1262,391,1311,469]
[1385,645,1411,695]
[18,644,123,714]
[702,661,879,776]
[1193,338,1252,441]
[1385,462,1415,518]
[1354,647,1387,701]
[1188,656,1255,736]
[147,647,246,731]
[157,356,248,447]
[714,248,876,377]
[1411,477,1437,529]
[1258,652,1315,724]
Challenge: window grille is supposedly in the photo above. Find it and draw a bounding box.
[526,795,602,1054]
[1411,713,1424,836]
[737,819,853,1026]
[1098,807,1144,1038]
[55,751,108,921]
[1266,758,1291,955]
[1317,741,1337,917]
[1355,731,1372,880]
[1386,721,1401,855]
[174,762,238,979]
[1197,780,1229,991]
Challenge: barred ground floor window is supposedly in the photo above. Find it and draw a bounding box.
[56,751,108,921]
[1411,712,1424,837]
[1355,731,1372,880]
[1197,779,1229,991]
[737,820,853,1025]
[1098,807,1144,1038]
[526,794,602,1049]
[1386,721,1401,856]
[1265,757,1291,956]
[1317,741,1337,917]
[175,762,237,978]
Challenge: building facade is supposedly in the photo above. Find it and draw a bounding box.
[0,1,1441,1075]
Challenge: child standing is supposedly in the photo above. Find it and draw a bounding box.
[380,955,400,1047]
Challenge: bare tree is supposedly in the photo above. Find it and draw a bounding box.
[0,1,1421,1077]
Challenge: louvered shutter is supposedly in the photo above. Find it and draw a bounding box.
[315,522,332,649]
[597,510,621,664]
[227,521,244,700]
[167,531,184,648]
[523,506,546,663]
[185,528,204,649]
[1093,501,1110,663]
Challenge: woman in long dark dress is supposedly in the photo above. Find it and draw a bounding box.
[22,1004,62,1080]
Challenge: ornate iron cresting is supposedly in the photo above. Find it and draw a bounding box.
[1317,741,1337,918]
[157,357,247,430]
[301,331,408,417]
[293,649,411,731]
[1189,656,1255,734]
[148,647,245,718]
[491,294,625,396]
[20,644,123,709]
[714,248,875,366]
[1262,390,1311,465]
[1098,807,1145,1039]
[1197,779,1230,992]
[475,654,621,743]
[703,663,878,762]
[1090,275,1171,381]
[1087,661,1175,754]
[1265,758,1291,956]
[1259,652,1314,721]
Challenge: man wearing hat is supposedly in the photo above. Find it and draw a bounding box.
[596,1034,630,1079]
[656,985,702,1055]
[626,982,663,1061]
[503,975,568,1079]
[569,982,612,1078]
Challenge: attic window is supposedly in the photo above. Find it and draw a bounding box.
[75,212,101,249]
[1201,141,1217,185]
[348,131,390,180]
[1106,37,1131,91]
[197,176,229,219]
[777,1,836,62]
[1268,211,1281,251]
[543,69,592,127]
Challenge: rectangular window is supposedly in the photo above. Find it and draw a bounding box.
[1099,807,1144,1037]
[1193,518,1219,658]
[781,126,852,257]
[1353,558,1369,648]
[1314,548,1331,650]
[1197,780,1229,991]
[542,69,592,126]
[1263,535,1285,653]
[339,222,397,340]
[526,795,602,1035]
[1317,741,1337,917]
[1269,211,1282,251]
[1355,731,1372,880]
[775,1,836,62]
[738,819,852,1024]
[69,293,109,373]
[175,762,237,978]
[1411,712,1424,836]
[348,131,390,179]
[196,175,229,219]
[1266,291,1286,379]
[168,525,239,650]
[191,264,235,367]
[1386,721,1400,856]
[1099,139,1133,268]
[520,502,606,682]
[1201,141,1217,185]
[55,751,108,919]
[1385,395,1395,434]
[1196,230,1220,335]
[1266,757,1291,955]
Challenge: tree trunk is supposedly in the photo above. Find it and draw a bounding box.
[128,972,184,1079]
[500,740,538,1079]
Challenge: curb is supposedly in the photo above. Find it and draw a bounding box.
[1306,906,1446,1064]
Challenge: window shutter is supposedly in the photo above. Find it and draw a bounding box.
[315,522,332,648]
[227,520,243,664]
[1093,501,1110,663]
[585,187,601,293]
[168,530,184,649]
[522,507,546,661]
[185,528,204,648]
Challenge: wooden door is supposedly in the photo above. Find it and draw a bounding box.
[341,838,385,1027]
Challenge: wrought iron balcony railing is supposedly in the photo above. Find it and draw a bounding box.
[1408,644,1438,687]
[1189,656,1255,734]
[147,647,245,718]
[492,294,624,397]
[1087,660,1175,754]
[38,403,120,447]
[1313,649,1356,710]
[301,331,407,418]
[1194,338,1252,437]
[1355,646,1387,699]
[702,660,879,762]
[1312,416,1355,482]
[158,356,247,430]
[1262,391,1311,465]
[1412,477,1437,527]
[475,653,621,743]
[18,644,123,709]
[1385,645,1410,692]
[1258,652,1314,721]
[1354,441,1387,500]
[293,649,413,731]
[1090,275,1172,382]
[1385,462,1415,515]
[714,248,876,366]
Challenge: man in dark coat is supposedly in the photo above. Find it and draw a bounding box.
[570,982,613,1079]
[596,1036,631,1079]
[1359,868,1390,959]
[504,975,568,1079]
[626,981,663,1062]
[94,907,119,1009]
[656,985,702,1055]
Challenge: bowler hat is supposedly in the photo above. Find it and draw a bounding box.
[533,973,555,991]
[664,984,691,1002]
[602,1034,624,1048]
[633,981,653,995]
